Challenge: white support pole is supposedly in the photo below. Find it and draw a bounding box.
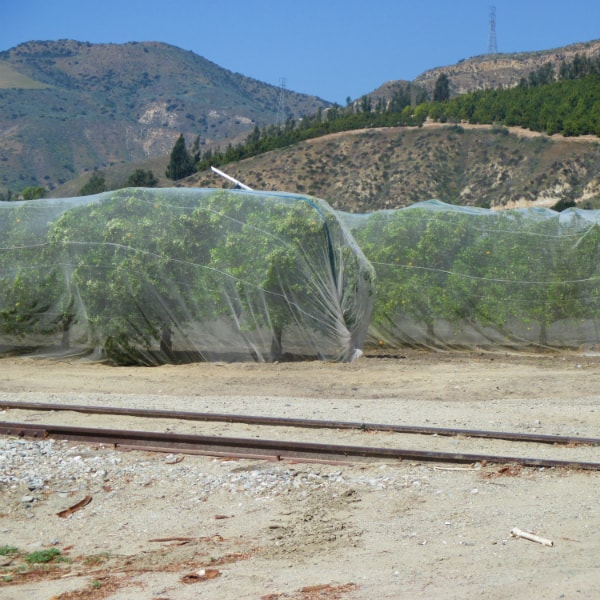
[210,166,253,191]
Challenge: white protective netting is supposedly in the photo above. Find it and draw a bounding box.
[344,200,600,351]
[4,191,600,362]
[0,188,375,364]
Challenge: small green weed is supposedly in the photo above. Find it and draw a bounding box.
[0,545,17,556]
[24,548,61,564]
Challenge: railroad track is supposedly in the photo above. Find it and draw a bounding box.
[1,400,599,470]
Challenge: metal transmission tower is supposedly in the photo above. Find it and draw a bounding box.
[275,77,287,125]
[488,5,498,54]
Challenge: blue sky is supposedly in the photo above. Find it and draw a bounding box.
[3,1,600,104]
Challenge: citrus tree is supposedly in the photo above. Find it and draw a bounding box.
[352,202,477,347]
[351,201,600,350]
[204,190,374,361]
[44,188,373,363]
[0,199,77,348]
[450,207,600,347]
[48,188,221,363]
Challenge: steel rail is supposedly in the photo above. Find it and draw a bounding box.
[0,400,598,447]
[0,421,599,471]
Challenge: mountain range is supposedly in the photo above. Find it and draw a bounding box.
[2,37,600,210]
[0,40,328,193]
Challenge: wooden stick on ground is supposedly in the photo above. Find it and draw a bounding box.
[510,527,554,547]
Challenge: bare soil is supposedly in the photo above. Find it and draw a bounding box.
[0,349,598,599]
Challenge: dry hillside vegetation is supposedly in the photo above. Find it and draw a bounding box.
[0,40,328,192]
[414,39,600,95]
[5,37,600,202]
[191,123,600,212]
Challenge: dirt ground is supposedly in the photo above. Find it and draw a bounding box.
[0,349,598,599]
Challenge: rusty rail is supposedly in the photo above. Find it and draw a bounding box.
[0,400,598,447]
[0,421,599,470]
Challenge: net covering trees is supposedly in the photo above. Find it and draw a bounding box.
[4,191,600,363]
[346,200,600,350]
[0,188,374,364]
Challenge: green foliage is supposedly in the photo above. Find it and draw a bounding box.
[353,203,477,345]
[205,194,370,358]
[5,190,600,355]
[0,199,77,344]
[432,75,600,136]
[25,548,61,564]
[79,171,106,196]
[0,546,116,584]
[20,186,46,200]
[559,52,600,80]
[551,198,577,212]
[165,134,195,180]
[433,73,450,102]
[452,209,600,345]
[350,202,600,349]
[126,169,158,187]
[527,63,555,87]
[31,188,373,363]
[49,189,190,363]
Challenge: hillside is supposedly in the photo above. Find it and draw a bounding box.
[4,37,600,208]
[361,39,600,109]
[187,123,600,212]
[414,38,600,97]
[0,40,329,193]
